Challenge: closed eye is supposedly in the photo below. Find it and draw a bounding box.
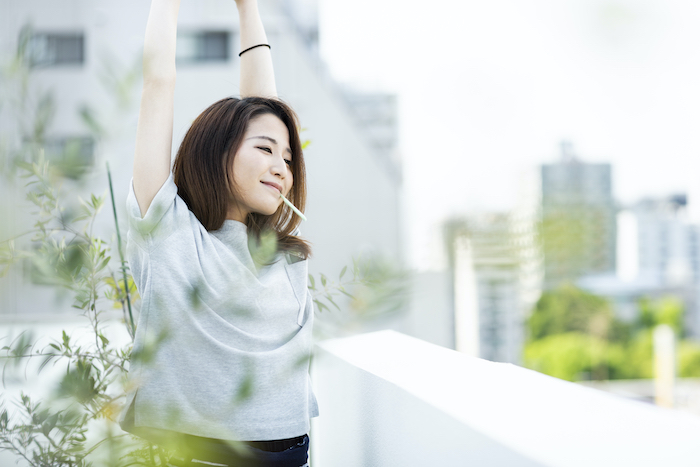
[257,146,272,153]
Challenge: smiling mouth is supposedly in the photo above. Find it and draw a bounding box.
[261,181,282,193]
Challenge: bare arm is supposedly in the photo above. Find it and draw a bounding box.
[235,0,277,97]
[132,0,181,218]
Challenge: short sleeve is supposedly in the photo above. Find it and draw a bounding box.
[126,174,180,248]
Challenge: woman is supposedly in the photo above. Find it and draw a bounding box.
[120,1,317,466]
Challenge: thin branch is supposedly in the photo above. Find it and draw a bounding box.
[0,230,37,244]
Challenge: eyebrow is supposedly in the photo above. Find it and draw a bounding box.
[246,136,293,155]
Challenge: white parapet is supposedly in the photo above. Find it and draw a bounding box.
[311,330,700,467]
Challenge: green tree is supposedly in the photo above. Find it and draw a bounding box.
[527,283,625,343]
[637,296,684,336]
[678,340,700,378]
[525,285,631,381]
[524,332,629,381]
[525,285,700,381]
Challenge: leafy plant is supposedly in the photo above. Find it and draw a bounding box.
[309,255,409,338]
[0,24,148,466]
[0,156,143,466]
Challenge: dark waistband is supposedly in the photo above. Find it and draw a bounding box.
[245,434,306,452]
[179,432,307,455]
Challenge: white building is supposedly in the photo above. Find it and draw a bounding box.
[446,212,539,364]
[0,0,403,322]
[582,195,700,337]
[578,194,700,339]
[632,195,700,287]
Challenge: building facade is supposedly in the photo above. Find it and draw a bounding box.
[446,212,538,364]
[540,142,617,289]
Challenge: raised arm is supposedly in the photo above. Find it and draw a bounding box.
[132,0,181,218]
[235,0,277,97]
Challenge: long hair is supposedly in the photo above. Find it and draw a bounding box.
[172,96,311,259]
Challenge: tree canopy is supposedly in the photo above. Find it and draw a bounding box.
[524,284,700,381]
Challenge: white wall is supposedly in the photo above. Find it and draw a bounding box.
[312,330,700,467]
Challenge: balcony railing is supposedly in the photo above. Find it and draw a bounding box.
[311,330,700,467]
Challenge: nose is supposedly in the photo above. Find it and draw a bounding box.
[270,153,288,178]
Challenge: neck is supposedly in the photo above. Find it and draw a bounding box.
[226,204,248,223]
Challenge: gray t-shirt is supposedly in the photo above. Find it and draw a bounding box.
[121,174,318,441]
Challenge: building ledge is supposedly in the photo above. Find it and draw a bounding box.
[313,330,700,466]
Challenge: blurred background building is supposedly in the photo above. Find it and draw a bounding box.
[445,214,530,364]
[540,141,617,289]
[632,195,699,288]
[580,193,700,337]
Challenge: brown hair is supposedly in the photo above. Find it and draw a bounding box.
[173,96,311,259]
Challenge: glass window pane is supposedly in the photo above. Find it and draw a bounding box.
[177,31,230,63]
[27,33,84,67]
[201,32,228,61]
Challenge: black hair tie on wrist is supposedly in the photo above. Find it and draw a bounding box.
[239,44,271,57]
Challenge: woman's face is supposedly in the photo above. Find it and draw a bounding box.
[226,113,293,222]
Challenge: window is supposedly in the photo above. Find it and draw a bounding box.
[177,31,231,63]
[27,33,84,67]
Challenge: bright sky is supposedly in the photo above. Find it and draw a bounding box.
[318,0,700,270]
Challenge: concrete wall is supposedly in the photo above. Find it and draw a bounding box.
[312,330,700,467]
